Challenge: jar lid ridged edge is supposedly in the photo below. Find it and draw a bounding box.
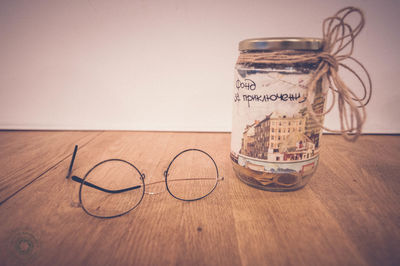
[239,37,323,51]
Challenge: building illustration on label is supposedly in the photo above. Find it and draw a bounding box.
[240,112,316,161]
[231,91,325,176]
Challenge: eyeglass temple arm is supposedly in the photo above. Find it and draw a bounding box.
[66,145,78,179]
[71,175,141,194]
[66,145,141,194]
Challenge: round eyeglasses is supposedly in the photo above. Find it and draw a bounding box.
[66,145,223,218]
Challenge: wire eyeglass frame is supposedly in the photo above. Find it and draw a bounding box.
[66,145,223,219]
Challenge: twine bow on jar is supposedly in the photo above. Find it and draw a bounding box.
[237,7,372,141]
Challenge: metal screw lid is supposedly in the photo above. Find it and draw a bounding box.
[239,37,323,51]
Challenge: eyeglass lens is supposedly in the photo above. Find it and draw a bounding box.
[80,159,144,218]
[165,149,218,201]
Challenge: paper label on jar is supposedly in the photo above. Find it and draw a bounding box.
[230,68,326,175]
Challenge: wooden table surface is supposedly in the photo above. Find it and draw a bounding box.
[0,131,399,266]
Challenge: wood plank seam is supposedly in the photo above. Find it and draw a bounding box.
[0,131,104,206]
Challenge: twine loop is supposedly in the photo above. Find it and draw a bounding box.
[237,7,372,141]
[319,52,338,71]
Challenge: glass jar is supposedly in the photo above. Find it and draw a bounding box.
[231,38,326,191]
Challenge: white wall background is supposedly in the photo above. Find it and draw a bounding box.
[0,0,399,133]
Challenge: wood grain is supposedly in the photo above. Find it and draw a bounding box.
[0,131,102,204]
[0,132,399,266]
[310,135,400,265]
